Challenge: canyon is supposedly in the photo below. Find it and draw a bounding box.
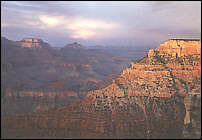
[1,39,201,138]
[1,37,132,116]
[84,45,154,61]
[1,37,131,95]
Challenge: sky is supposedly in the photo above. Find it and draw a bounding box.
[1,1,201,47]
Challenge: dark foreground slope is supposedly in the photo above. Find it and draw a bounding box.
[1,39,201,139]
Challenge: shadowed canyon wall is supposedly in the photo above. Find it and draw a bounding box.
[183,93,201,139]
[1,37,131,116]
[1,37,131,96]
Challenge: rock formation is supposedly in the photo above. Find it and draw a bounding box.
[1,39,201,139]
[1,37,131,95]
[62,42,85,50]
[1,37,132,116]
[1,87,81,117]
[20,38,43,48]
[17,38,52,49]
[1,37,131,93]
[157,39,201,57]
[148,49,156,57]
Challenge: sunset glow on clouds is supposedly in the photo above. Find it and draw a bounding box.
[1,1,201,46]
[38,14,120,39]
[66,19,119,39]
[39,15,65,26]
[71,29,96,39]
[1,23,10,27]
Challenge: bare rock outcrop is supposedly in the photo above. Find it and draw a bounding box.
[17,38,52,49]
[148,49,156,57]
[157,39,201,57]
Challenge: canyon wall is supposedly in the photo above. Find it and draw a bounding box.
[1,39,201,139]
[157,39,201,57]
[183,93,201,139]
[1,37,132,96]
[1,88,87,117]
[1,37,132,117]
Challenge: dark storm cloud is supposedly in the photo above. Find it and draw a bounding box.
[1,1,201,47]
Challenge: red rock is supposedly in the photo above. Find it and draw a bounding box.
[19,38,44,48]
[1,39,201,139]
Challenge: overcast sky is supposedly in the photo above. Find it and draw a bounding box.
[1,1,201,47]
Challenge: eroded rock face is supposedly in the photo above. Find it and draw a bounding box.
[1,37,132,95]
[1,95,185,139]
[1,87,83,117]
[157,39,201,57]
[148,49,156,57]
[183,93,201,139]
[1,37,133,118]
[18,38,51,49]
[1,39,201,139]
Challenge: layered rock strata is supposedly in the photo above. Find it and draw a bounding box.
[1,37,132,116]
[1,37,131,96]
[1,39,201,139]
[1,87,87,117]
[17,38,52,49]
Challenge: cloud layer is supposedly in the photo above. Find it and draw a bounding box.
[1,1,201,47]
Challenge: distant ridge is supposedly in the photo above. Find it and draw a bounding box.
[62,42,85,50]
[168,39,201,41]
